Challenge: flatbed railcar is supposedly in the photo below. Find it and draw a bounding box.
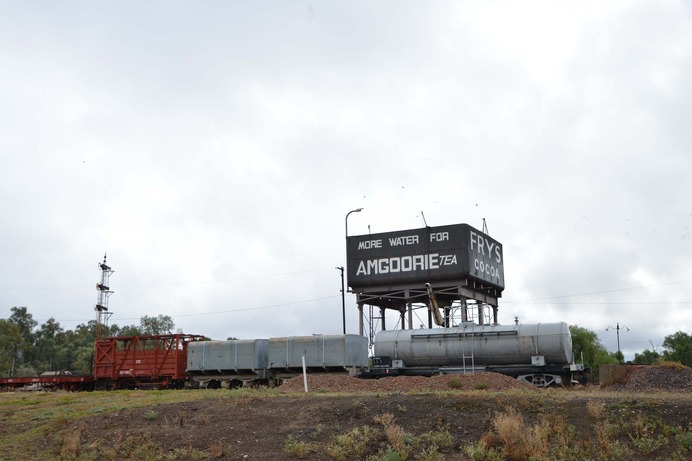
[0,374,94,392]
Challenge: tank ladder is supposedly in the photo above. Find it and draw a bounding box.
[461,323,476,375]
[462,350,475,375]
[461,323,475,375]
[367,304,384,349]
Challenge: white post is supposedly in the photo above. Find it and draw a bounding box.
[302,355,308,393]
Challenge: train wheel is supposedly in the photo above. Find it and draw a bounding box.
[517,374,563,387]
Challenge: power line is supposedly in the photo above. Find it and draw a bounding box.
[34,295,341,323]
[0,267,335,291]
[502,301,692,305]
[120,268,336,287]
[166,295,340,319]
[502,279,692,303]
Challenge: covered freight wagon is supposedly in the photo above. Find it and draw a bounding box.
[93,334,204,389]
[268,334,369,376]
[187,339,270,380]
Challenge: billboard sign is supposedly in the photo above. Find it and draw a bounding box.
[347,223,504,291]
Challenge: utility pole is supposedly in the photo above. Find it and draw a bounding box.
[336,266,345,334]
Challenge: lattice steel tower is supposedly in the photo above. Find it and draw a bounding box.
[95,253,114,338]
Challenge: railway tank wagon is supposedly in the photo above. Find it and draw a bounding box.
[373,322,581,386]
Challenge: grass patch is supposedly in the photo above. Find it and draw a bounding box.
[326,425,377,460]
[447,377,462,389]
[284,435,318,458]
[143,410,158,420]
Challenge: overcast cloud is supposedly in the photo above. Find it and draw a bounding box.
[1,1,690,360]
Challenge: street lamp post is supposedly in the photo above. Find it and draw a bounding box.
[343,208,363,334]
[345,208,363,239]
[606,323,630,364]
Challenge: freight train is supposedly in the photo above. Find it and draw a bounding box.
[187,322,588,388]
[0,322,589,391]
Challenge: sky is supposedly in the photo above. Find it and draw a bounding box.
[1,1,690,362]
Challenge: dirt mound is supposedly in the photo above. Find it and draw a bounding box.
[278,371,536,393]
[606,365,692,392]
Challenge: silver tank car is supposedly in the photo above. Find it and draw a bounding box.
[373,322,573,367]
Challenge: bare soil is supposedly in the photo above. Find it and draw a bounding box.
[63,369,691,460]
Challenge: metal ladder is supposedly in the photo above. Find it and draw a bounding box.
[462,350,475,375]
[462,324,475,375]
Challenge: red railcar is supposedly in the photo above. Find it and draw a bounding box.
[92,334,205,389]
[0,374,94,391]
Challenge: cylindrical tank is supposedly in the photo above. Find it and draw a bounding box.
[373,322,573,367]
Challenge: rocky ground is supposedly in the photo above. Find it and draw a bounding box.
[276,363,692,395]
[604,363,692,392]
[278,370,535,393]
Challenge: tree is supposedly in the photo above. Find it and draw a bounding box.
[633,348,661,365]
[8,307,38,376]
[116,325,143,337]
[610,350,624,364]
[33,318,65,372]
[139,315,175,335]
[662,331,692,367]
[570,325,618,380]
[0,320,22,377]
[9,306,37,338]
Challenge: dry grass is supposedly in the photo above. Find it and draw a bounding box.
[490,406,554,461]
[657,361,691,372]
[466,400,692,461]
[586,399,605,419]
[374,412,409,455]
[59,424,82,460]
